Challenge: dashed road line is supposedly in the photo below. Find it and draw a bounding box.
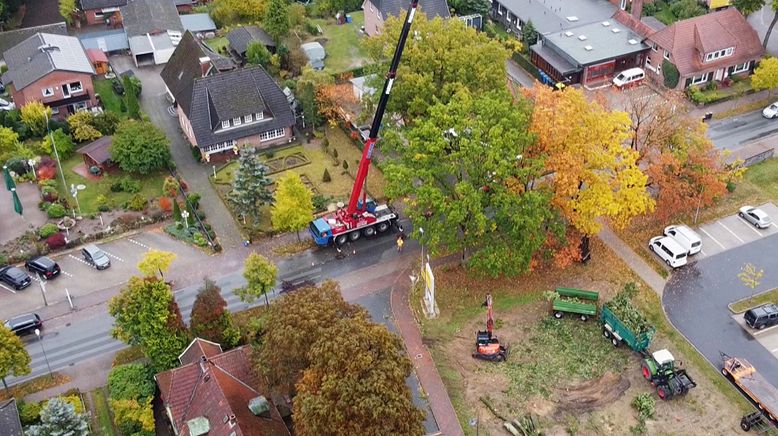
[127,238,151,250]
[699,228,726,250]
[737,216,765,236]
[102,251,124,262]
[718,221,744,243]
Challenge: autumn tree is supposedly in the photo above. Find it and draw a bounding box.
[111,120,171,174]
[257,281,365,394]
[297,67,333,129]
[137,249,177,280]
[0,324,30,389]
[264,0,290,42]
[229,148,272,224]
[190,278,239,347]
[162,175,180,197]
[210,0,267,26]
[524,85,653,236]
[58,0,77,25]
[271,172,314,240]
[67,111,102,143]
[383,89,559,276]
[752,56,778,97]
[20,101,52,136]
[246,41,271,67]
[362,14,509,121]
[315,81,356,122]
[26,397,89,436]
[236,252,277,306]
[109,277,189,371]
[294,314,424,436]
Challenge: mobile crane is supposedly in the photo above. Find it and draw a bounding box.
[308,0,418,247]
[472,294,508,362]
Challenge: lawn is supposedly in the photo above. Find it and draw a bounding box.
[94,79,124,115]
[730,287,778,313]
[205,36,230,55]
[88,388,118,436]
[60,154,166,215]
[309,11,368,73]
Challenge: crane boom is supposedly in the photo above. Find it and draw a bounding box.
[347,0,419,214]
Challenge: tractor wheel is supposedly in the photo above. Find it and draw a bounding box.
[603,328,612,339]
[362,226,376,237]
[349,231,361,242]
[335,234,348,246]
[580,315,588,322]
[656,385,670,400]
[611,337,620,348]
[554,312,563,319]
[377,222,390,233]
[641,362,652,380]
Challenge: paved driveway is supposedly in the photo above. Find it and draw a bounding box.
[109,55,244,249]
[693,203,778,259]
[0,182,48,244]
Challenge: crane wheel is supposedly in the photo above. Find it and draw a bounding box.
[335,234,348,246]
[363,226,376,237]
[349,231,361,242]
[377,222,390,233]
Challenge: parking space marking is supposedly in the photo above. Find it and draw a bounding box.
[773,222,778,229]
[102,251,124,262]
[700,228,726,249]
[0,283,16,293]
[60,271,73,278]
[127,238,151,250]
[68,254,92,267]
[772,348,778,353]
[718,221,744,243]
[737,216,765,236]
[700,249,707,257]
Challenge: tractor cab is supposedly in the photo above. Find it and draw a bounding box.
[652,349,676,371]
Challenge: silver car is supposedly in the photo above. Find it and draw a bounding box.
[739,206,772,229]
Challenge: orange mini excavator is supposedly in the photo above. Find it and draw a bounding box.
[472,294,508,362]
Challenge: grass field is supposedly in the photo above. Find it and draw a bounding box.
[309,11,368,73]
[205,36,230,55]
[94,79,124,115]
[88,388,118,436]
[730,287,778,313]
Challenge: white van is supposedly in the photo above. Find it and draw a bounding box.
[613,67,645,88]
[663,225,702,255]
[649,236,688,268]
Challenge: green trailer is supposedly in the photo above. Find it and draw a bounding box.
[552,287,600,321]
[600,305,656,352]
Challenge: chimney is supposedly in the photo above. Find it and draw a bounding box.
[199,355,208,373]
[631,0,643,19]
[199,56,212,77]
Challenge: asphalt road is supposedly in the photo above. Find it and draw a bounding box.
[663,232,778,386]
[707,109,778,150]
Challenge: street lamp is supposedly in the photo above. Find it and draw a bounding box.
[27,159,36,180]
[44,112,73,218]
[181,210,190,228]
[34,329,53,379]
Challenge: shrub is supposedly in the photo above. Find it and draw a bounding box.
[727,180,737,193]
[342,160,349,170]
[46,232,66,249]
[38,201,51,211]
[312,194,330,211]
[41,186,58,202]
[6,157,28,174]
[120,177,142,193]
[46,203,66,218]
[195,210,206,220]
[96,194,109,209]
[193,231,207,247]
[126,194,147,211]
[159,196,172,212]
[38,223,58,239]
[332,148,338,158]
[322,168,331,182]
[662,60,680,89]
[38,179,57,188]
[108,364,156,401]
[186,192,201,209]
[17,400,42,425]
[110,181,124,192]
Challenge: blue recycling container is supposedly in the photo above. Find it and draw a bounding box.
[346,14,352,23]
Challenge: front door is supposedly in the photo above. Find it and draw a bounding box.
[714,68,723,81]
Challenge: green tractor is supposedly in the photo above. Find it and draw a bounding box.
[641,349,697,400]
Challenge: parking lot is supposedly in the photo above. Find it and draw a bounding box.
[0,230,211,320]
[693,202,778,259]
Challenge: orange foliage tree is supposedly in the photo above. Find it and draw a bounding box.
[315,82,357,124]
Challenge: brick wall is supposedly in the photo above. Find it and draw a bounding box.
[363,0,384,36]
[12,71,97,119]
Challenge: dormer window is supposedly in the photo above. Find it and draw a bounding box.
[233,117,242,126]
[244,114,253,123]
[705,47,734,62]
[221,120,229,129]
[255,112,264,120]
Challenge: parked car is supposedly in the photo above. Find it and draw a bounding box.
[25,256,61,279]
[648,236,688,268]
[763,102,778,119]
[745,304,778,330]
[663,225,702,255]
[4,313,42,335]
[0,97,15,111]
[82,244,111,270]
[739,206,772,229]
[0,266,32,290]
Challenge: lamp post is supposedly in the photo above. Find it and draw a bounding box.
[181,210,190,228]
[34,329,54,379]
[44,112,72,218]
[27,159,36,180]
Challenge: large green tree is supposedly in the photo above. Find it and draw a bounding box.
[110,120,171,175]
[752,57,778,96]
[41,128,75,160]
[245,41,271,67]
[362,14,509,122]
[383,89,559,276]
[191,278,239,347]
[20,101,51,137]
[294,314,425,436]
[271,172,314,240]
[26,397,89,436]
[733,0,766,16]
[210,0,267,26]
[448,0,489,15]
[264,0,290,43]
[108,277,189,371]
[257,281,365,394]
[0,125,21,162]
[235,252,277,306]
[0,324,30,389]
[229,148,272,224]
[58,0,77,25]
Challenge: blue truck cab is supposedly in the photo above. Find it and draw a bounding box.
[309,218,333,246]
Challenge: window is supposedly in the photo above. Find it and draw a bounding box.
[255,112,264,120]
[259,128,285,142]
[646,56,652,66]
[690,73,709,85]
[221,120,230,129]
[244,114,253,123]
[72,102,88,112]
[51,107,60,115]
[651,43,657,52]
[67,81,83,93]
[705,47,734,62]
[233,117,242,126]
[732,61,750,74]
[94,11,104,19]
[663,50,670,60]
[41,87,54,97]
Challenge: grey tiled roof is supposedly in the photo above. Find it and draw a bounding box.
[0,399,23,436]
[3,33,94,90]
[161,31,236,115]
[0,22,67,60]
[370,0,450,20]
[120,0,182,38]
[79,0,126,9]
[226,26,276,56]
[189,66,295,148]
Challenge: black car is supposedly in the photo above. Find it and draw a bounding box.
[25,256,61,280]
[745,304,778,330]
[0,266,32,290]
[4,313,42,335]
[82,244,111,270]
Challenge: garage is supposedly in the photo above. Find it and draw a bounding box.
[121,0,183,67]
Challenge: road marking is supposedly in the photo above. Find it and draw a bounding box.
[61,271,73,278]
[102,251,124,262]
[30,275,40,283]
[773,222,778,229]
[699,249,706,257]
[772,348,778,353]
[0,283,16,293]
[718,221,745,243]
[68,254,92,267]
[738,216,765,236]
[127,238,151,250]
[699,228,726,250]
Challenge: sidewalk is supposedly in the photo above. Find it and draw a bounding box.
[687,88,771,119]
[597,223,666,296]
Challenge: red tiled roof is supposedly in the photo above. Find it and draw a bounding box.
[156,343,290,436]
[179,338,223,365]
[648,8,764,76]
[85,48,109,64]
[611,10,657,39]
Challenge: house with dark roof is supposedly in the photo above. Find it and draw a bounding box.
[162,31,294,162]
[363,0,450,36]
[226,26,276,62]
[636,7,764,89]
[80,0,126,26]
[121,0,183,66]
[2,33,96,118]
[155,338,290,436]
[0,22,68,61]
[0,399,23,436]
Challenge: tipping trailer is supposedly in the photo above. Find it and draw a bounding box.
[551,287,599,321]
[722,355,778,431]
[600,305,655,352]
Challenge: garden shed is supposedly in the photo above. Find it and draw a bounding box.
[77,136,116,174]
[86,48,110,75]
